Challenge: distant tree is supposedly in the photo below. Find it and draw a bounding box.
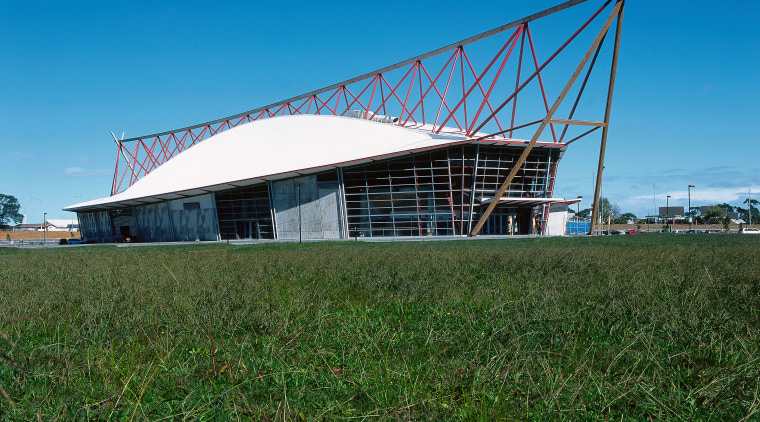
[0,194,23,228]
[687,206,700,219]
[716,203,735,213]
[613,212,637,224]
[744,198,760,220]
[702,205,727,224]
[600,197,621,221]
[737,198,760,223]
[578,198,621,221]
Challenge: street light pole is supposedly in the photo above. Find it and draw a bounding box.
[599,166,604,235]
[688,185,695,231]
[43,212,47,244]
[750,180,758,227]
[646,181,656,227]
[666,195,671,231]
[30,197,42,232]
[749,180,758,227]
[71,195,82,232]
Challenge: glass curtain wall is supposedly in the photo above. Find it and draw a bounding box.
[342,145,559,237]
[215,184,274,240]
[472,145,556,234]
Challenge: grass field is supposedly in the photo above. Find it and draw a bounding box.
[1,235,759,420]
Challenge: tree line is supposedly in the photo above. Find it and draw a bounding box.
[573,197,760,225]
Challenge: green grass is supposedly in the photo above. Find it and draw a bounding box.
[1,235,759,420]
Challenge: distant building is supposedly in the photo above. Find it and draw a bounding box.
[659,206,684,218]
[14,223,46,232]
[12,220,78,232]
[46,219,79,231]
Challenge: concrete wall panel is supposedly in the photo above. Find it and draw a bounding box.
[133,202,173,242]
[171,209,216,241]
[78,211,113,243]
[273,176,342,240]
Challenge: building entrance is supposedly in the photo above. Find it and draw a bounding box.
[481,207,528,235]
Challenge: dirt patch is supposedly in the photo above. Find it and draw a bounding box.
[1,231,81,240]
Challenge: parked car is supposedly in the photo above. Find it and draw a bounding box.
[706,229,723,234]
[60,237,84,245]
[625,229,644,234]
[739,227,760,234]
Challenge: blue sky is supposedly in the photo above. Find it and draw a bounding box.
[2,0,758,222]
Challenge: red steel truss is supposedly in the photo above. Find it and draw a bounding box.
[111,0,624,235]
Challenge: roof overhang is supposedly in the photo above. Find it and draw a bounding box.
[66,115,567,213]
[478,197,571,208]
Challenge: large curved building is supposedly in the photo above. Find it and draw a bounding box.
[65,114,568,242]
[65,0,623,241]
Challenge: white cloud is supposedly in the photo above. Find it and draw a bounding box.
[628,187,750,204]
[7,151,33,159]
[62,167,110,177]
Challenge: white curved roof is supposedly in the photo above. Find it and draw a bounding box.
[65,114,554,211]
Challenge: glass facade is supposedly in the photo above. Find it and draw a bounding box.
[214,184,274,240]
[80,144,560,242]
[341,144,559,237]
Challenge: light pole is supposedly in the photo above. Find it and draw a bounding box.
[666,195,671,231]
[688,185,695,231]
[297,184,302,244]
[43,212,47,244]
[71,195,82,232]
[30,197,43,232]
[577,196,582,216]
[646,181,656,227]
[750,180,758,227]
[599,166,605,235]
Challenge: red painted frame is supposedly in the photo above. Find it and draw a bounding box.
[111,0,617,197]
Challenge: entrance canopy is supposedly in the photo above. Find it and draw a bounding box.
[478,197,568,207]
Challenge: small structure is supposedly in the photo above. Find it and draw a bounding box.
[46,219,80,231]
[13,223,47,232]
[545,199,582,236]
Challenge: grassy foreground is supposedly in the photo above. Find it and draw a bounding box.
[1,235,759,420]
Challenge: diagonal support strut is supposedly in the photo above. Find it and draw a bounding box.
[470,0,623,237]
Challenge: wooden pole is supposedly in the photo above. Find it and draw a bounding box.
[471,0,623,236]
[588,0,624,235]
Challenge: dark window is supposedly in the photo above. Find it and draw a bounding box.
[214,184,274,240]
